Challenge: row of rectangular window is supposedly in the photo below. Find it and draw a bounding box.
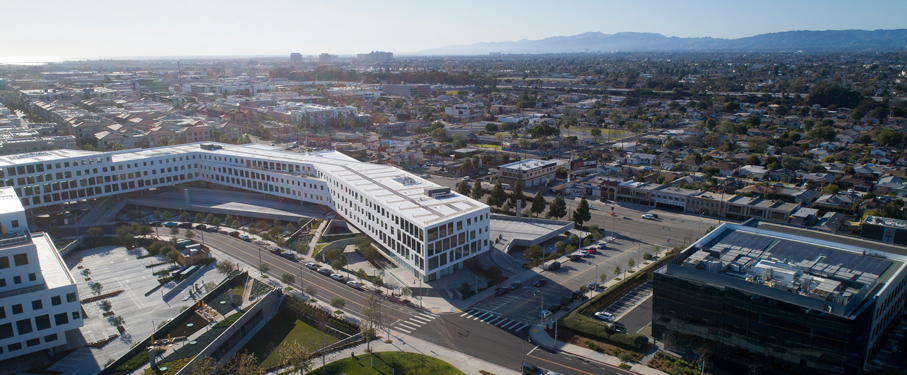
[0,293,76,320]
[0,311,77,340]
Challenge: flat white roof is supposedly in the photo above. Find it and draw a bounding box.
[0,187,23,216]
[498,159,557,171]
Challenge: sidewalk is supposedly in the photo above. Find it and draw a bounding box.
[529,323,666,375]
[270,330,519,375]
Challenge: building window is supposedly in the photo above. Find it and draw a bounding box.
[12,304,23,314]
[0,323,12,340]
[0,279,5,287]
[35,315,51,330]
[16,319,32,334]
[11,220,18,228]
[26,338,40,347]
[0,307,4,319]
[28,273,36,282]
[72,311,80,320]
[13,253,27,266]
[13,276,21,284]
[0,256,8,269]
[54,313,68,326]
[8,342,22,351]
[44,333,57,343]
[32,300,42,310]
[66,293,76,303]
[51,296,61,306]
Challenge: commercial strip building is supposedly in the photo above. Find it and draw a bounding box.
[496,159,558,189]
[0,143,489,282]
[861,215,907,246]
[614,181,800,223]
[653,222,907,375]
[0,187,82,361]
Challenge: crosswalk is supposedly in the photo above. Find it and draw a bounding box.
[392,311,439,334]
[459,309,530,332]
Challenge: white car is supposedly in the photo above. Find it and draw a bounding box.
[539,310,552,319]
[594,311,613,322]
[239,234,250,240]
[641,214,656,220]
[330,273,345,282]
[347,280,361,289]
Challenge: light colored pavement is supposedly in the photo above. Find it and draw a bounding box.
[529,322,667,375]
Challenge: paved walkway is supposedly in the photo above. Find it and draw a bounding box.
[270,330,519,375]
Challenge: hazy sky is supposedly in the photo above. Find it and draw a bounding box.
[5,0,906,59]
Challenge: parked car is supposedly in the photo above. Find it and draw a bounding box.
[305,261,318,270]
[281,251,298,261]
[569,254,582,261]
[547,304,562,313]
[532,279,548,287]
[317,268,332,276]
[594,311,613,322]
[572,290,588,300]
[596,244,607,250]
[538,310,552,319]
[239,234,250,241]
[177,222,192,228]
[268,247,282,255]
[330,273,345,282]
[347,280,361,289]
[586,247,597,254]
[587,282,600,290]
[495,287,509,296]
[229,231,240,238]
[547,262,561,271]
[462,176,470,181]
[164,221,178,227]
[653,214,659,219]
[420,174,430,178]
[195,224,207,230]
[150,221,162,227]
[509,281,521,290]
[641,214,656,220]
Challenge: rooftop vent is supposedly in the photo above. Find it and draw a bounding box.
[424,187,451,198]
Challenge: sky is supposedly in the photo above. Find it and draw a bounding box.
[4,0,906,60]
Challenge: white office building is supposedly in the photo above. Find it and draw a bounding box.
[0,143,490,281]
[0,187,82,361]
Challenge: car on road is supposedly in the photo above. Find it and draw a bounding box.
[330,273,345,282]
[163,221,178,227]
[532,279,548,287]
[347,280,361,289]
[569,254,582,261]
[652,214,659,219]
[268,247,282,255]
[509,281,521,290]
[547,261,561,271]
[462,176,470,181]
[317,268,332,276]
[305,261,318,270]
[281,251,297,261]
[229,231,240,238]
[547,304,562,313]
[495,287,509,296]
[587,282,600,290]
[177,222,192,228]
[420,174,430,178]
[538,310,552,319]
[594,311,613,322]
[239,234,250,241]
[195,224,207,230]
[641,214,656,220]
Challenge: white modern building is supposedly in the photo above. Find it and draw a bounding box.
[0,143,490,281]
[0,187,82,361]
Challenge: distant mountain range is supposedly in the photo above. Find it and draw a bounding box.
[413,29,907,55]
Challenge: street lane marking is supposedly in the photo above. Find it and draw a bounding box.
[460,310,473,317]
[474,312,490,320]
[493,318,509,327]
[504,321,521,329]
[527,354,595,375]
[527,345,539,355]
[513,323,529,331]
[487,316,503,325]
[420,311,439,317]
[398,321,420,330]
[395,327,412,334]
[410,315,431,323]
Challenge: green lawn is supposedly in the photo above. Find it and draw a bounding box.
[242,311,338,368]
[472,144,501,150]
[305,352,465,375]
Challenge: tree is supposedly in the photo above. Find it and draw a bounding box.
[572,196,592,227]
[401,286,412,299]
[189,356,217,375]
[823,184,841,195]
[87,226,104,243]
[530,190,546,217]
[486,179,507,208]
[278,340,313,375]
[355,268,367,281]
[258,262,270,275]
[361,294,384,352]
[524,245,543,261]
[459,282,472,296]
[212,217,222,229]
[216,259,238,276]
[471,181,485,200]
[281,272,295,285]
[170,226,179,237]
[185,230,195,241]
[161,211,173,221]
[614,266,622,279]
[509,179,525,208]
[589,224,603,240]
[807,126,836,142]
[330,297,346,311]
[100,300,112,312]
[555,242,567,254]
[371,276,384,290]
[878,129,903,147]
[456,180,470,195]
[179,212,190,222]
[628,258,636,269]
[548,195,567,219]
[218,351,262,375]
[304,285,317,299]
[460,158,473,174]
[90,282,103,296]
[112,315,125,330]
[569,233,580,247]
[590,128,602,140]
[599,272,608,284]
[194,213,203,223]
[206,213,216,224]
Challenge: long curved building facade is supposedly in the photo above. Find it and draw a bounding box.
[0,142,491,281]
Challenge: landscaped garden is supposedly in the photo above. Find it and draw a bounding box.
[305,352,464,375]
[241,310,338,369]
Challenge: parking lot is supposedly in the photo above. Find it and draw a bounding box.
[599,283,653,334]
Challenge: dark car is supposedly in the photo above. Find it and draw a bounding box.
[569,254,582,261]
[150,221,162,227]
[509,281,521,290]
[547,304,562,313]
[115,221,128,226]
[532,279,548,287]
[652,214,659,219]
[495,287,509,296]
[572,290,588,300]
[268,247,281,255]
[195,224,207,230]
[547,262,561,271]
[229,231,240,238]
[177,222,192,228]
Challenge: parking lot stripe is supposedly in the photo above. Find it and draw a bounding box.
[513,323,529,332]
[474,312,491,320]
[494,318,510,327]
[487,316,503,325]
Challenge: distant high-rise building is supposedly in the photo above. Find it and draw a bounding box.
[357,51,393,63]
[290,53,302,65]
[319,53,333,65]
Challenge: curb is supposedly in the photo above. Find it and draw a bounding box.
[531,325,646,375]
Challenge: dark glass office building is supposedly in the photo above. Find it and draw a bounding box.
[653,223,907,375]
